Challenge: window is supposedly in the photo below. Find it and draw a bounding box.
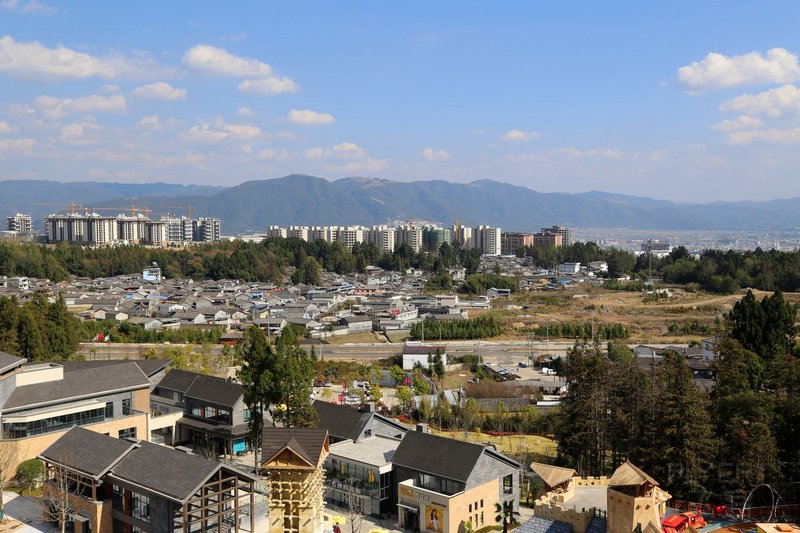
[503,474,513,494]
[105,401,114,418]
[480,499,484,508]
[363,429,372,437]
[243,408,251,422]
[122,398,131,416]
[119,427,137,440]
[480,511,484,525]
[469,504,472,513]
[2,406,106,438]
[131,492,150,522]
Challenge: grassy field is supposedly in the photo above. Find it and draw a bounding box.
[470,287,798,343]
[430,429,557,459]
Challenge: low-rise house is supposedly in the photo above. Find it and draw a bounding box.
[150,369,250,456]
[339,315,374,334]
[39,426,256,533]
[393,429,520,533]
[402,342,447,370]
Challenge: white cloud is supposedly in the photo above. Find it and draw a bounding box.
[1,0,56,15]
[677,48,800,92]
[304,147,324,159]
[420,147,451,161]
[331,142,365,158]
[727,127,800,145]
[287,108,335,125]
[341,158,388,173]
[719,84,800,118]
[182,44,273,77]
[183,117,261,143]
[100,84,120,93]
[237,77,298,95]
[500,129,541,142]
[554,147,624,159]
[256,148,290,160]
[59,120,101,145]
[137,114,161,130]
[236,106,254,117]
[130,82,187,101]
[712,115,764,132]
[0,35,168,82]
[0,137,35,156]
[32,94,126,120]
[0,121,14,134]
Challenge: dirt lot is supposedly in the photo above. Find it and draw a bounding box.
[474,288,800,343]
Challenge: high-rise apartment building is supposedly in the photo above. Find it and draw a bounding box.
[501,232,533,255]
[395,225,424,252]
[6,213,33,233]
[533,231,563,247]
[367,225,396,254]
[540,225,572,247]
[193,217,221,242]
[474,225,502,255]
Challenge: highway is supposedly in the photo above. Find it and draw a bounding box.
[78,340,685,365]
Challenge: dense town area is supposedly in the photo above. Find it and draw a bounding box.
[0,222,798,533]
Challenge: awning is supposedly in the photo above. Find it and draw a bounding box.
[397,503,419,512]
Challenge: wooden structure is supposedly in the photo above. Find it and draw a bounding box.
[262,427,330,533]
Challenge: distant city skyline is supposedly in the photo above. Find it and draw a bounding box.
[2,2,800,202]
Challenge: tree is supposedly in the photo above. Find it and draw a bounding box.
[432,348,446,379]
[16,458,43,494]
[341,479,369,533]
[0,442,18,518]
[291,256,322,286]
[368,383,383,404]
[43,462,73,533]
[237,327,277,471]
[460,398,480,432]
[494,501,520,533]
[395,386,413,414]
[16,307,46,361]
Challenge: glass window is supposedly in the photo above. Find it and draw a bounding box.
[119,427,137,440]
[131,492,150,522]
[243,408,251,422]
[122,398,131,416]
[105,401,114,419]
[503,474,513,494]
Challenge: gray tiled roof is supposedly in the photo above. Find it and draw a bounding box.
[0,351,25,373]
[585,516,608,533]
[3,362,150,410]
[184,374,243,408]
[515,516,573,533]
[109,441,223,503]
[313,401,372,441]
[38,426,137,479]
[59,359,170,378]
[262,427,329,467]
[391,430,484,483]
[156,368,198,393]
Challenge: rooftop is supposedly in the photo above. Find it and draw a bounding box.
[328,434,401,468]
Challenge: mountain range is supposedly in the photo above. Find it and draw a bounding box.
[3,175,800,234]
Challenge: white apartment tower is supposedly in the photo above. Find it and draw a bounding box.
[475,225,502,255]
[6,213,33,233]
[395,225,424,252]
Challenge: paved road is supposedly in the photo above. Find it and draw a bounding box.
[79,341,687,366]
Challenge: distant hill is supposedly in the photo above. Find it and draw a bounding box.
[0,180,224,224]
[3,175,800,233]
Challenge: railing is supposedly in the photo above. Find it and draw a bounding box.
[669,499,800,520]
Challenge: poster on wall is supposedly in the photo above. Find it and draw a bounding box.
[425,505,443,533]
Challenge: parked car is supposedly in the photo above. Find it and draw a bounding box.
[323,380,332,387]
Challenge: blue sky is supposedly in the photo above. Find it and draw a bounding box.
[2,1,800,202]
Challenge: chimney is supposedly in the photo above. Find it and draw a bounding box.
[416,423,429,433]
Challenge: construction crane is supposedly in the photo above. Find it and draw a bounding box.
[32,202,151,217]
[166,204,194,219]
[33,201,83,214]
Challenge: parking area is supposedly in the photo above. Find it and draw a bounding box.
[2,491,58,533]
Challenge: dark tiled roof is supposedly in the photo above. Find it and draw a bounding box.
[262,427,329,467]
[109,441,222,503]
[3,362,150,410]
[38,426,136,479]
[392,430,484,483]
[184,374,243,408]
[156,368,199,393]
[59,359,170,377]
[313,401,372,441]
[585,516,608,533]
[0,351,25,373]
[516,516,573,533]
